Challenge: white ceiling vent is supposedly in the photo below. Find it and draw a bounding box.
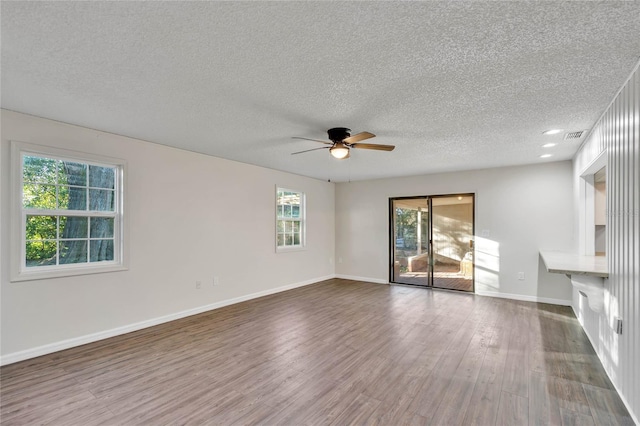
[564,130,586,140]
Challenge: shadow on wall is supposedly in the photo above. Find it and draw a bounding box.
[432,204,473,262]
[432,223,471,263]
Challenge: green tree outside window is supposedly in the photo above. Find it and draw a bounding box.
[23,154,117,268]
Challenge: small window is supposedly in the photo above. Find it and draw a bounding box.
[11,142,127,281]
[276,187,305,251]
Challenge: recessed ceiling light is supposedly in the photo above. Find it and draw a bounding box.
[543,129,563,135]
[540,154,553,158]
[542,143,557,148]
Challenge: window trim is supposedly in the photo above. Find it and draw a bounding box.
[275,186,306,253]
[10,141,128,282]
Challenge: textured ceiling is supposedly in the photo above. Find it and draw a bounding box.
[2,1,640,182]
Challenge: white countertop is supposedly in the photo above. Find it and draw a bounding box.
[540,251,608,278]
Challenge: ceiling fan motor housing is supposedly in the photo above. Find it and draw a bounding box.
[328,127,351,142]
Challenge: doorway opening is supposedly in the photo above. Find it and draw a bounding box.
[390,194,475,292]
[579,150,606,256]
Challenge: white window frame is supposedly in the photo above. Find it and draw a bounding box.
[275,186,306,252]
[10,141,128,282]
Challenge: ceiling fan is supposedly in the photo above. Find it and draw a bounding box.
[292,127,395,159]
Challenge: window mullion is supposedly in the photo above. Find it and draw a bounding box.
[55,160,60,210]
[55,215,60,266]
[22,208,116,217]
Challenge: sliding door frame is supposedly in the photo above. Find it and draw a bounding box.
[389,193,476,292]
[389,196,432,287]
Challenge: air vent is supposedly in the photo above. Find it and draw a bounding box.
[564,130,585,140]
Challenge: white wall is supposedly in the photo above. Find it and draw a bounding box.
[335,161,574,303]
[572,62,639,423]
[0,110,335,363]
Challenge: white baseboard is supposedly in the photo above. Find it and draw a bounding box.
[0,274,334,366]
[475,290,571,306]
[335,274,389,285]
[332,280,569,306]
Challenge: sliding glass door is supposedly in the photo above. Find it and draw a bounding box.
[431,195,474,291]
[390,194,474,292]
[391,198,430,286]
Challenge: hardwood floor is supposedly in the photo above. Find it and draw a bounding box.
[1,278,634,425]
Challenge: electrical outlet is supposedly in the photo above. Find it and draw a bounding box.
[517,272,525,280]
[213,276,219,286]
[481,229,490,237]
[338,257,343,263]
[196,281,202,289]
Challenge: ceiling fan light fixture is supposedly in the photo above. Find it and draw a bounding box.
[330,144,350,159]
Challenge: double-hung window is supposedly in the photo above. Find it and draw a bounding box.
[276,187,305,251]
[11,142,126,281]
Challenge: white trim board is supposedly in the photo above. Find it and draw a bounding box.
[335,278,570,306]
[476,290,571,306]
[0,274,334,366]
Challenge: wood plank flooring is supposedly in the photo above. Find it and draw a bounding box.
[0,278,634,425]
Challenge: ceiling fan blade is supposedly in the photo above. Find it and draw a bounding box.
[291,147,330,155]
[292,137,333,145]
[351,143,395,151]
[343,131,375,144]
